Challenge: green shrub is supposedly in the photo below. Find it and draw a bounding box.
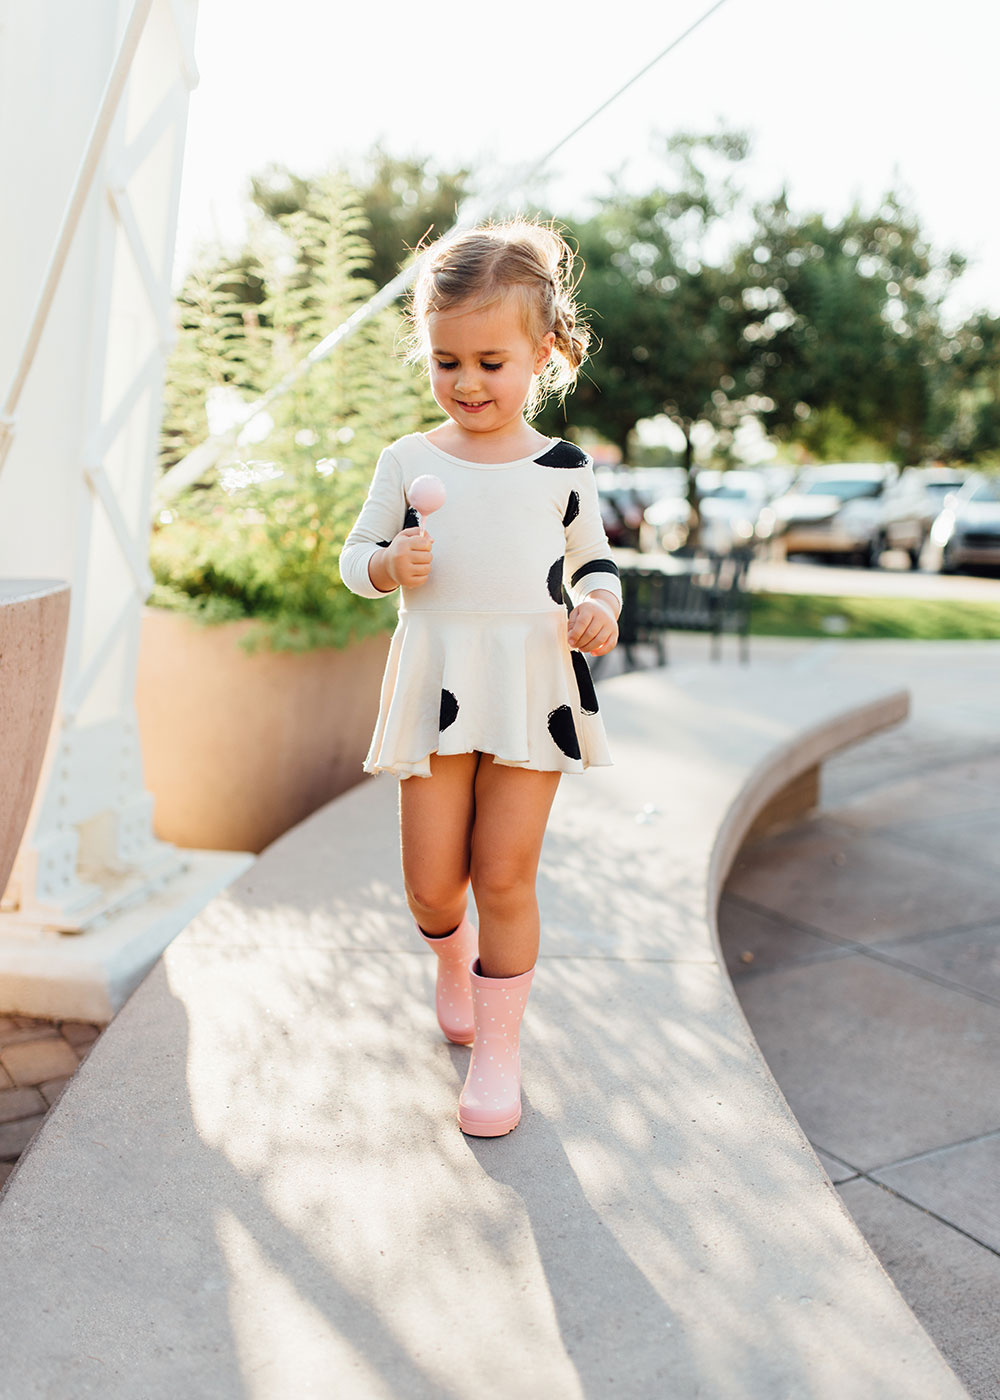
[153,172,437,652]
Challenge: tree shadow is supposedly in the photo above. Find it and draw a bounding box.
[467,1094,683,1398]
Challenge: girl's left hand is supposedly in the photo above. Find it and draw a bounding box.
[567,598,619,656]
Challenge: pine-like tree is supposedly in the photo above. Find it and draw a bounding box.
[152,174,437,652]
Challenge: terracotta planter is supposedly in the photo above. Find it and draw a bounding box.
[135,608,390,853]
[0,580,71,899]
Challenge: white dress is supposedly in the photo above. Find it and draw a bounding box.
[338,433,623,779]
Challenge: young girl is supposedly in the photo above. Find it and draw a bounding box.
[339,218,621,1137]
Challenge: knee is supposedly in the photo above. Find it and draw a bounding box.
[469,854,534,908]
[404,873,467,919]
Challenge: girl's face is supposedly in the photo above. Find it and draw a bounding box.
[426,297,555,441]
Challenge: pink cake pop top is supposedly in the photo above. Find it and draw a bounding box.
[408,473,446,527]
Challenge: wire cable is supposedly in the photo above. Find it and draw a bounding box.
[511,0,732,195]
[155,0,734,505]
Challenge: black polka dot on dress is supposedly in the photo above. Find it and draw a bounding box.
[440,689,459,731]
[571,650,599,716]
[547,704,581,760]
[562,491,580,527]
[534,441,590,469]
[547,557,565,605]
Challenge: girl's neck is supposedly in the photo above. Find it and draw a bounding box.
[424,418,551,465]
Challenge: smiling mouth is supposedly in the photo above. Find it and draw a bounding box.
[457,399,490,410]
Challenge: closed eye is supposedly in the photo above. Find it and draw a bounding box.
[433,360,503,372]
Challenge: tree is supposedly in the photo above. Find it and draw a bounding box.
[160,150,473,477]
[541,133,750,469]
[534,132,751,544]
[251,147,473,290]
[929,311,1000,462]
[154,174,439,651]
[730,192,964,464]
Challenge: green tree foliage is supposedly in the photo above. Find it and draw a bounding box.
[158,149,470,479]
[251,147,473,289]
[160,265,264,474]
[931,311,1000,462]
[542,135,974,475]
[732,193,965,464]
[154,174,438,652]
[541,134,750,466]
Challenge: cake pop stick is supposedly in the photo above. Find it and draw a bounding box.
[408,473,446,531]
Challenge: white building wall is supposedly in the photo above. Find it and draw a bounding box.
[0,0,208,939]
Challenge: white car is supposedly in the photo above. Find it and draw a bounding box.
[695,470,770,554]
[640,468,693,553]
[877,467,969,568]
[766,462,898,567]
[928,473,1000,572]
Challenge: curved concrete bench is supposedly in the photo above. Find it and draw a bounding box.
[0,647,969,1398]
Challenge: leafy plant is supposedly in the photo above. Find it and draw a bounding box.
[153,173,438,651]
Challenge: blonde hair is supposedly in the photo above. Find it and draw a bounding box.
[407,217,591,418]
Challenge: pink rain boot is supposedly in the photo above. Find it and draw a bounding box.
[458,960,535,1137]
[419,915,478,1045]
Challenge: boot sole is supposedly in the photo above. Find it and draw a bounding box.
[444,1030,474,1046]
[457,1106,521,1137]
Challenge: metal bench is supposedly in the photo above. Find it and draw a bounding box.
[610,550,752,670]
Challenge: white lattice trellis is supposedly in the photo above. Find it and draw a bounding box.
[0,0,202,935]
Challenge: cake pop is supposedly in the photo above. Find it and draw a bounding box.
[408,474,446,531]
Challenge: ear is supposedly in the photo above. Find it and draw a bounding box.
[534,331,556,374]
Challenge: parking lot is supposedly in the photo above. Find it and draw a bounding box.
[749,554,1000,602]
[600,460,1000,606]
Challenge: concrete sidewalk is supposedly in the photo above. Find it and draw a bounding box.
[718,639,1000,1400]
[0,637,991,1398]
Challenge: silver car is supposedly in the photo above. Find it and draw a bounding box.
[640,469,694,553]
[695,470,771,554]
[929,473,1000,572]
[877,467,969,568]
[766,463,898,567]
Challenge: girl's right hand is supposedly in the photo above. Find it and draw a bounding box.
[385,526,433,588]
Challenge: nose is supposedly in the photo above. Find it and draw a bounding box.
[454,364,481,394]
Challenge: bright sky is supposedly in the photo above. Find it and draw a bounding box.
[175,0,998,325]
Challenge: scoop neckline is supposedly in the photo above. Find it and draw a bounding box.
[418,432,558,469]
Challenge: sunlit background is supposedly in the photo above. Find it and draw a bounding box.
[176,0,1000,322]
[2,20,999,1371]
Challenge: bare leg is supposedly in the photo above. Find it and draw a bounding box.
[469,760,562,978]
[398,752,480,934]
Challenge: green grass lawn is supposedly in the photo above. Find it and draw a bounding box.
[749,591,1000,640]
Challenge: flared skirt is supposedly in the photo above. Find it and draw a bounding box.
[363,609,612,779]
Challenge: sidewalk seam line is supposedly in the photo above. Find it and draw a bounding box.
[844,1176,1000,1263]
[814,1127,1000,1178]
[176,943,721,966]
[721,891,1000,1006]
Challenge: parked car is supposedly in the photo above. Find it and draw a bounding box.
[695,470,771,554]
[928,473,1000,572]
[765,462,898,566]
[595,469,663,550]
[877,467,970,567]
[639,468,693,553]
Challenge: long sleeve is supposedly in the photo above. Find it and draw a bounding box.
[338,446,408,599]
[563,463,623,609]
